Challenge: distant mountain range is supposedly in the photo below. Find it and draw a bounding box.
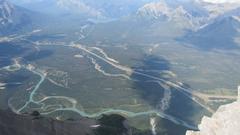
[2,0,240,49]
[0,0,33,35]
[7,0,240,27]
[81,0,240,47]
[7,0,240,20]
[184,15,240,50]
[10,0,158,19]
[137,0,240,29]
[129,0,240,49]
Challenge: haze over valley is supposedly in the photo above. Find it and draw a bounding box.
[0,0,240,135]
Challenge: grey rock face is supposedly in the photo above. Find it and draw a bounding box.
[186,87,240,135]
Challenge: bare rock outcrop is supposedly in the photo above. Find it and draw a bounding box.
[186,86,240,135]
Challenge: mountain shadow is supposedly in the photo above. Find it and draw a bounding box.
[0,42,27,67]
[131,55,210,135]
[23,49,53,61]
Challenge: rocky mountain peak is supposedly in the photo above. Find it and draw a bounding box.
[186,86,240,135]
[137,1,170,19]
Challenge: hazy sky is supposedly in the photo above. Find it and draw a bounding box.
[203,0,240,3]
[10,0,240,3]
[10,0,240,5]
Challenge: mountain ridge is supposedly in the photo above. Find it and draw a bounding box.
[0,0,14,26]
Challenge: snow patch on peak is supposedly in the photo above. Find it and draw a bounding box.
[202,2,240,19]
[0,0,14,25]
[172,6,191,19]
[232,16,240,22]
[137,1,206,29]
[137,1,170,19]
